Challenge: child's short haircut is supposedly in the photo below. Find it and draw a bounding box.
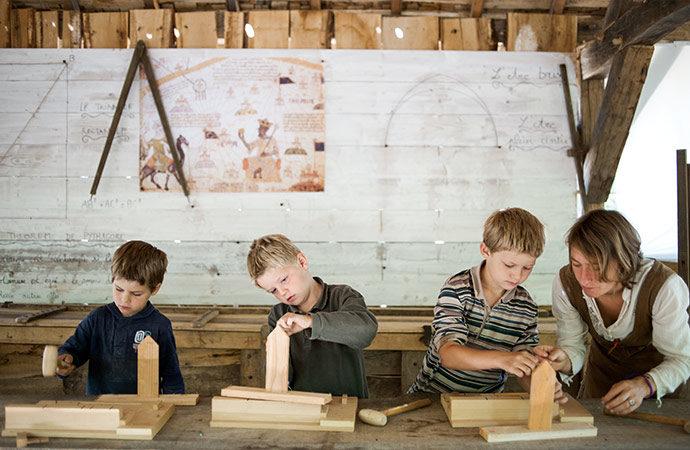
[111,240,167,291]
[483,208,545,257]
[247,234,301,282]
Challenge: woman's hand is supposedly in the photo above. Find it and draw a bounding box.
[601,377,651,414]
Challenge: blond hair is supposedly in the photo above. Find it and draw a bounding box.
[247,234,302,282]
[566,209,642,289]
[111,240,167,292]
[483,208,545,257]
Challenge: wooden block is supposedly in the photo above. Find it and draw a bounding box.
[480,422,598,443]
[37,11,59,48]
[174,11,217,48]
[61,10,81,49]
[265,327,289,393]
[11,8,36,48]
[223,11,244,48]
[220,385,332,405]
[290,10,329,49]
[137,335,159,397]
[382,16,439,50]
[246,11,289,49]
[0,0,10,48]
[441,393,558,427]
[440,17,493,51]
[191,309,220,328]
[5,403,122,430]
[558,393,594,424]
[15,432,49,447]
[528,360,556,430]
[333,12,381,49]
[506,12,577,52]
[96,394,199,406]
[83,12,128,48]
[129,9,173,48]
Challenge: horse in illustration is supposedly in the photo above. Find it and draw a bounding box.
[140,135,189,191]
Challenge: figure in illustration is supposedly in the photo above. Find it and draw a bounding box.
[140,135,188,191]
[238,118,280,157]
[239,118,281,183]
[285,137,307,155]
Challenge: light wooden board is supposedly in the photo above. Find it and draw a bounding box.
[61,11,81,49]
[264,326,289,392]
[37,11,59,49]
[129,9,173,49]
[10,9,35,48]
[382,16,439,50]
[223,12,244,49]
[210,395,357,432]
[558,393,594,424]
[333,13,381,49]
[440,18,494,51]
[506,13,578,53]
[480,422,598,443]
[174,12,217,49]
[83,12,128,49]
[246,11,289,49]
[441,393,559,427]
[528,360,555,430]
[96,394,199,406]
[221,385,332,405]
[137,335,159,397]
[290,10,330,49]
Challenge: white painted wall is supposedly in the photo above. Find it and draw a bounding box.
[0,49,578,306]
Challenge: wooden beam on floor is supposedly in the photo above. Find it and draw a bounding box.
[580,0,690,79]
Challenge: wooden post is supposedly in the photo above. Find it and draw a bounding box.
[265,326,289,392]
[677,149,690,287]
[137,335,159,397]
[527,360,556,430]
[0,0,10,48]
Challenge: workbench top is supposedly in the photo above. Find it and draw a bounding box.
[1,393,688,449]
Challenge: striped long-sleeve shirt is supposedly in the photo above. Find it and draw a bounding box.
[408,263,539,393]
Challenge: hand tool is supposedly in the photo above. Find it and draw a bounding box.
[358,398,432,426]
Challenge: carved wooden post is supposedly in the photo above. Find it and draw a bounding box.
[138,335,159,397]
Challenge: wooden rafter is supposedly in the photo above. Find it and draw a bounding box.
[580,0,690,79]
[471,0,484,18]
[226,0,240,12]
[309,0,321,10]
[550,0,566,15]
[392,0,402,16]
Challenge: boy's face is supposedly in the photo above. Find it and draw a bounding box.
[255,253,315,310]
[112,276,161,318]
[480,243,536,293]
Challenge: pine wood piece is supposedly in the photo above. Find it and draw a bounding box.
[5,403,122,430]
[11,8,36,48]
[61,10,81,48]
[558,393,594,424]
[137,335,159,397]
[15,432,49,448]
[246,10,289,49]
[223,11,244,48]
[528,360,556,430]
[174,11,217,48]
[506,12,577,52]
[0,0,10,48]
[37,11,59,48]
[83,12,128,48]
[440,17,493,50]
[480,422,598,442]
[290,10,329,49]
[265,326,289,393]
[333,12,381,49]
[221,385,332,405]
[129,9,173,48]
[96,394,200,406]
[382,16,439,50]
[441,393,558,427]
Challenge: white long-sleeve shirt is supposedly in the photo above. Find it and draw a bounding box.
[552,258,690,398]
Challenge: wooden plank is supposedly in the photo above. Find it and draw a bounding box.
[220,385,332,405]
[400,350,424,394]
[137,335,159,397]
[471,0,485,18]
[191,309,220,328]
[551,0,566,14]
[678,150,690,287]
[333,12,381,49]
[14,306,67,323]
[61,10,82,49]
[441,393,559,428]
[662,21,690,41]
[382,16,439,50]
[5,403,122,430]
[290,10,329,49]
[480,422,598,443]
[246,11,289,49]
[440,17,493,50]
[579,77,605,149]
[0,0,9,48]
[83,12,128,48]
[11,9,36,48]
[580,0,690,79]
[391,0,402,16]
[174,11,217,48]
[37,11,59,48]
[264,326,289,392]
[96,394,199,406]
[584,45,654,204]
[527,360,555,430]
[558,393,594,424]
[223,11,244,49]
[507,12,577,52]
[129,9,173,48]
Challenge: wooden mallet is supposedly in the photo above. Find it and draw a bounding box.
[358,398,432,426]
[604,409,690,433]
[42,344,70,377]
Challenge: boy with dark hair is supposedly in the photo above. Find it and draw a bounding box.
[57,240,184,395]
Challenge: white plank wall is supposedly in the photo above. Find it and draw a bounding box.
[0,49,578,306]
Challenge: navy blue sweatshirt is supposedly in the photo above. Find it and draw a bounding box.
[58,302,185,395]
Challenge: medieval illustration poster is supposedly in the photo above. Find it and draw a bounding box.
[139,56,325,192]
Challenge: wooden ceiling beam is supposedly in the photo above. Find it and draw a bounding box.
[584,45,654,205]
[470,0,484,18]
[580,0,690,79]
[391,0,402,16]
[309,0,321,11]
[550,0,566,15]
[227,0,240,12]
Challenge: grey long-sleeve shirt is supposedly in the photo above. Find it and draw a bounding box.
[268,277,378,398]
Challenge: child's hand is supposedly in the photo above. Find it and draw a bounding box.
[56,353,75,376]
[276,313,312,336]
[500,350,539,377]
[533,345,572,373]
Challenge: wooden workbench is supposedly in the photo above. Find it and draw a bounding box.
[1,393,688,449]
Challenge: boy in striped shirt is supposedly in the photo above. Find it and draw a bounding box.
[409,208,565,403]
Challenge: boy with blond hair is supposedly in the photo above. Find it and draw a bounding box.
[247,234,378,397]
[409,208,565,401]
[57,240,184,395]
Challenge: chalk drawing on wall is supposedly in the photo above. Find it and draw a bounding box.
[139,56,325,193]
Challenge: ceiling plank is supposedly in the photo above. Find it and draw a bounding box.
[470,0,484,18]
[580,0,690,79]
[550,0,566,15]
[392,0,402,16]
[309,0,321,11]
[227,0,240,12]
[584,45,654,205]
